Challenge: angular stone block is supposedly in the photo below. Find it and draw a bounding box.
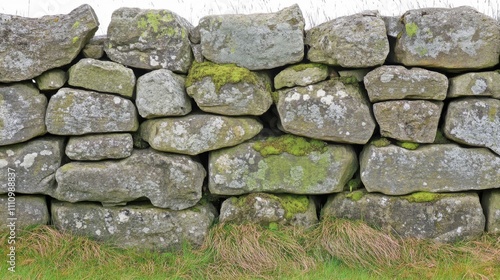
[274,63,329,89]
[448,71,500,98]
[65,133,133,161]
[35,69,68,91]
[0,195,49,228]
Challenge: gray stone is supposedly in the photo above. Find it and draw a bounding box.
[51,201,216,251]
[198,5,304,70]
[220,193,317,227]
[68,58,136,98]
[364,65,448,102]
[360,143,500,195]
[209,134,358,195]
[65,133,133,160]
[444,98,500,155]
[482,190,500,233]
[274,63,329,89]
[373,100,443,143]
[46,88,139,135]
[0,137,64,194]
[383,16,403,38]
[0,4,99,82]
[136,69,191,118]
[105,8,193,73]
[191,44,205,63]
[394,7,500,70]
[276,79,376,144]
[0,195,49,228]
[448,71,500,98]
[306,12,389,67]
[53,148,205,210]
[338,69,371,83]
[0,83,47,146]
[186,62,272,116]
[82,35,106,59]
[35,69,68,91]
[140,113,263,155]
[323,191,485,242]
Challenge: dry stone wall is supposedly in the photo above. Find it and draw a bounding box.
[1,4,500,250]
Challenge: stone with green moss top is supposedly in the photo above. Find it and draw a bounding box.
[185,61,272,115]
[252,134,327,157]
[209,137,357,195]
[274,63,329,89]
[323,191,485,242]
[219,193,317,227]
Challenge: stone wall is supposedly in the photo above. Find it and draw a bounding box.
[1,4,499,250]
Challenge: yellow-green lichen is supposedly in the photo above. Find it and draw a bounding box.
[405,22,418,38]
[137,11,175,33]
[396,141,419,150]
[270,91,280,104]
[289,63,327,72]
[72,21,80,29]
[186,61,260,92]
[346,190,365,201]
[72,36,79,44]
[416,46,428,56]
[252,134,327,157]
[371,137,391,147]
[402,192,452,203]
[232,193,309,221]
[488,106,497,122]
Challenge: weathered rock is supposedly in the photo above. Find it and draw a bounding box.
[198,5,304,70]
[274,63,329,89]
[338,69,370,83]
[306,12,389,67]
[373,100,443,143]
[444,98,500,155]
[383,16,403,38]
[448,71,500,98]
[0,195,49,228]
[0,137,64,194]
[360,144,500,195]
[140,113,263,155]
[35,69,68,91]
[45,88,139,135]
[209,134,358,195]
[51,201,217,251]
[191,44,205,63]
[68,58,136,98]
[220,193,317,227]
[65,133,133,160]
[364,66,448,102]
[82,35,106,59]
[105,8,193,73]
[0,83,47,146]
[136,69,191,118]
[0,4,99,82]
[53,148,205,210]
[276,79,375,144]
[482,190,500,233]
[394,7,500,70]
[323,191,485,242]
[186,61,272,115]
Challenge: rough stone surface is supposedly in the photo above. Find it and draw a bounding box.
[198,5,304,70]
[209,135,358,195]
[383,16,403,38]
[306,12,389,67]
[35,69,68,91]
[482,190,500,233]
[45,88,139,135]
[373,100,443,143]
[65,133,133,160]
[51,201,216,251]
[364,65,448,102]
[276,79,376,144]
[105,8,193,73]
[0,4,99,82]
[338,69,370,83]
[186,62,272,116]
[140,113,263,155]
[274,63,329,89]
[394,6,500,70]
[360,144,500,195]
[82,35,106,59]
[136,69,191,118]
[0,137,64,194]
[323,191,485,242]
[191,44,205,63]
[444,98,500,155]
[220,193,318,227]
[0,195,50,228]
[53,148,205,210]
[0,83,47,146]
[448,71,500,98]
[68,58,136,98]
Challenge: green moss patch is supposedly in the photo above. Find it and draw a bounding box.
[252,134,327,157]
[370,137,391,147]
[232,193,310,221]
[396,141,420,150]
[346,190,365,202]
[289,63,327,72]
[346,176,361,192]
[402,192,453,203]
[137,11,174,33]
[186,61,259,92]
[405,22,418,38]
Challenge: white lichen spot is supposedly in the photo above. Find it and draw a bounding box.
[336,90,348,98]
[380,73,394,83]
[316,89,326,97]
[95,229,101,236]
[6,150,14,157]
[142,227,150,233]
[302,94,310,101]
[471,79,487,95]
[320,95,334,105]
[113,97,121,104]
[403,103,411,111]
[20,153,37,169]
[0,159,7,169]
[285,92,301,102]
[118,212,130,223]
[75,221,83,228]
[40,150,53,156]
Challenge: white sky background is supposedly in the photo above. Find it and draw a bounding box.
[1,0,500,34]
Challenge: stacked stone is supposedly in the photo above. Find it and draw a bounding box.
[1,4,499,251]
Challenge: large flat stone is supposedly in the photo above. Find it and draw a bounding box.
[0,195,49,228]
[51,201,217,251]
[448,71,500,98]
[274,63,329,89]
[53,148,205,210]
[65,133,133,161]
[0,4,99,82]
[360,144,500,195]
[482,190,500,233]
